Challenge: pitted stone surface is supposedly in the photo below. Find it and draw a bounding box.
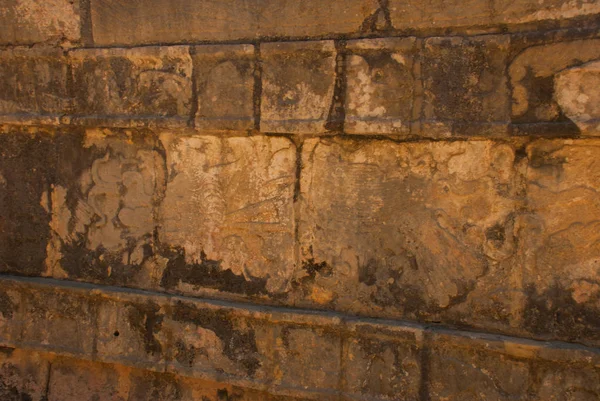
[297,138,523,328]
[158,134,296,297]
[345,38,418,135]
[261,41,337,134]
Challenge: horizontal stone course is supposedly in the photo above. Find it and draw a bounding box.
[0,275,599,400]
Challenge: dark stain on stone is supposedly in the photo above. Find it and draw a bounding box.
[172,300,261,376]
[0,129,55,276]
[174,339,207,368]
[126,301,164,356]
[485,223,506,247]
[128,371,182,400]
[160,247,268,296]
[524,282,600,345]
[0,292,14,319]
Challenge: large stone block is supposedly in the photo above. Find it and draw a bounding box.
[521,139,600,346]
[342,321,422,400]
[0,348,50,401]
[0,127,57,276]
[297,138,523,329]
[509,39,600,135]
[157,134,296,298]
[0,0,80,45]
[261,41,337,134]
[70,47,192,126]
[344,38,418,136]
[421,35,510,137]
[193,44,256,132]
[388,0,600,31]
[0,48,71,117]
[0,281,22,346]
[47,128,165,288]
[90,0,379,46]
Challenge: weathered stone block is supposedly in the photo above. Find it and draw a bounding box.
[0,0,80,45]
[20,286,95,356]
[345,38,418,135]
[0,282,21,346]
[0,48,71,116]
[535,363,600,400]
[261,41,337,134]
[0,348,50,401]
[90,0,379,46]
[388,0,600,31]
[157,134,296,298]
[509,39,600,135]
[47,357,129,401]
[193,44,255,132]
[342,321,422,400]
[427,332,531,401]
[70,47,192,126]
[271,324,341,393]
[522,139,600,346]
[421,35,510,137]
[297,138,522,329]
[96,294,168,369]
[555,61,600,136]
[0,127,57,277]
[164,300,270,384]
[47,128,165,288]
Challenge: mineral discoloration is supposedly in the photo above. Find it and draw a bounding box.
[345,37,418,135]
[261,41,337,133]
[421,35,510,137]
[0,349,49,401]
[297,138,523,328]
[70,47,193,125]
[158,134,296,297]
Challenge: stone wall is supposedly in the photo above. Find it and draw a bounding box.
[0,1,599,400]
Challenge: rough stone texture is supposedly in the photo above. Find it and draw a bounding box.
[0,0,80,45]
[70,47,193,126]
[522,139,600,346]
[509,38,600,135]
[344,38,418,135]
[0,348,49,401]
[297,138,523,330]
[193,45,256,132]
[261,41,337,134]
[388,0,600,31]
[0,48,71,117]
[421,35,510,137]
[158,134,296,298]
[90,0,380,46]
[555,60,600,136]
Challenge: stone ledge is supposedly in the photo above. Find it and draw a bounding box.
[0,275,599,400]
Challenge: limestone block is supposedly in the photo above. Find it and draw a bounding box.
[0,127,57,276]
[555,61,600,136]
[345,38,418,135]
[0,48,71,116]
[522,139,600,346]
[421,35,510,137]
[193,44,256,132]
[47,357,129,401]
[388,0,600,31]
[96,294,168,370]
[297,138,522,329]
[0,349,50,401]
[20,286,95,356]
[427,333,531,401]
[342,321,422,400]
[0,281,21,346]
[0,0,80,45]
[70,47,192,125]
[90,0,379,46]
[261,41,337,134]
[164,299,270,383]
[157,134,296,298]
[509,39,600,134]
[47,129,165,287]
[535,363,600,401]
